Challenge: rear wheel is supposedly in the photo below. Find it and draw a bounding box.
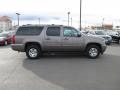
[26,45,41,59]
[86,45,101,59]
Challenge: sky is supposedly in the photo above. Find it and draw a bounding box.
[0,0,120,28]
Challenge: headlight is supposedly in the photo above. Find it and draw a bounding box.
[100,37,105,42]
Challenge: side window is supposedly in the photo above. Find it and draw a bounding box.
[63,27,78,37]
[46,27,60,36]
[16,26,43,35]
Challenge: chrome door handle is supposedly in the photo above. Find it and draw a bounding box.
[64,38,69,40]
[46,38,51,40]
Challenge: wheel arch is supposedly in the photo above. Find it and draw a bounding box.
[25,42,42,51]
[85,43,102,53]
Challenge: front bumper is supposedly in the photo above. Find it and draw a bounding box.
[101,45,107,54]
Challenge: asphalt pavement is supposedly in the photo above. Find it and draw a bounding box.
[0,44,120,90]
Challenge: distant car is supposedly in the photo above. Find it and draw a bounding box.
[0,36,8,45]
[80,30,89,35]
[116,30,120,35]
[106,30,120,44]
[88,30,112,45]
[0,32,12,45]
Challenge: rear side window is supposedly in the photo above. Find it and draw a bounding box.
[16,26,43,35]
[46,27,60,36]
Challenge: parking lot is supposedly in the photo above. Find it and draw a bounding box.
[0,44,120,90]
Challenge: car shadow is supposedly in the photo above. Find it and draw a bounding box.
[22,53,120,90]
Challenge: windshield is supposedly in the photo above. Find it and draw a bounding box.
[95,31,106,35]
[0,34,8,37]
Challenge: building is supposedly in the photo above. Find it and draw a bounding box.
[0,16,12,32]
[102,24,113,30]
[91,24,113,30]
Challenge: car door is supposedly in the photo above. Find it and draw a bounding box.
[43,26,62,51]
[62,27,84,51]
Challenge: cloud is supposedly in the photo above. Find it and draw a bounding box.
[0,12,62,22]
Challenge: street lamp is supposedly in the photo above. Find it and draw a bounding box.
[16,13,20,26]
[80,0,82,30]
[38,18,40,25]
[102,18,104,30]
[68,12,70,26]
[71,17,72,26]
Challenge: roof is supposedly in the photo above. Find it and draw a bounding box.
[0,16,12,22]
[21,24,68,27]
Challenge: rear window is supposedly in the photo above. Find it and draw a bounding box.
[16,26,43,35]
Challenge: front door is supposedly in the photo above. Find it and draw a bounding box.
[62,27,84,51]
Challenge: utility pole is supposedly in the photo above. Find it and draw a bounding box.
[102,18,104,26]
[102,18,104,29]
[71,17,72,26]
[68,12,70,26]
[16,13,20,26]
[80,0,82,30]
[38,18,40,25]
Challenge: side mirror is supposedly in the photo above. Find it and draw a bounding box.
[77,33,81,37]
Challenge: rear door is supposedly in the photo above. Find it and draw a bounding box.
[43,26,62,51]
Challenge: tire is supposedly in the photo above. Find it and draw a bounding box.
[26,45,41,59]
[86,45,101,59]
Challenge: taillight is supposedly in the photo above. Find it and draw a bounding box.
[12,35,16,44]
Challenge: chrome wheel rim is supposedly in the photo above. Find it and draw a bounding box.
[29,48,38,58]
[89,48,98,57]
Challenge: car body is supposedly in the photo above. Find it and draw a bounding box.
[11,25,106,59]
[88,30,112,45]
[0,36,7,45]
[0,32,12,45]
[115,30,120,35]
[106,30,120,44]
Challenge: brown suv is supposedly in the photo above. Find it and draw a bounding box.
[11,24,106,59]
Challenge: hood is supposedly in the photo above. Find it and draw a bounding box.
[82,34,106,46]
[88,34,111,38]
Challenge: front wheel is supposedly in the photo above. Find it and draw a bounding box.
[26,45,41,59]
[86,45,101,59]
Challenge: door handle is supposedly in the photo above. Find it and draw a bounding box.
[46,38,51,40]
[64,38,69,40]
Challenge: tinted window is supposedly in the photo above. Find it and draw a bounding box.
[16,26,43,35]
[46,27,60,36]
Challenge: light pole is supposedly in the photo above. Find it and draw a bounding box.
[68,12,70,26]
[80,0,82,30]
[102,18,104,29]
[71,17,72,26]
[16,13,20,26]
[38,18,40,25]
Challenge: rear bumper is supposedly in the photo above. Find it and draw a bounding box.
[11,44,25,52]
